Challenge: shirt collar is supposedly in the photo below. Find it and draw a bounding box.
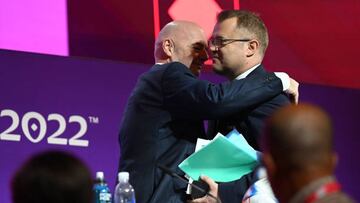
[235,64,261,80]
[289,176,337,203]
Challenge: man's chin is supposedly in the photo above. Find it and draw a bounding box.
[212,65,226,75]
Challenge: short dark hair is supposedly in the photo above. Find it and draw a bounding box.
[217,10,269,55]
[263,104,333,171]
[11,151,93,203]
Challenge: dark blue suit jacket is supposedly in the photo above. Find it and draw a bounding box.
[118,62,284,203]
[208,65,291,203]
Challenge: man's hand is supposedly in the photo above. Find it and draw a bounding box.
[286,78,299,104]
[188,176,220,203]
[274,72,299,104]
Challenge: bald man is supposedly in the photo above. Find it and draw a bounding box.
[262,104,354,203]
[118,21,298,203]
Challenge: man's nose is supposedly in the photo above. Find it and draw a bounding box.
[207,44,217,59]
[208,42,218,56]
[208,40,217,51]
[200,48,209,61]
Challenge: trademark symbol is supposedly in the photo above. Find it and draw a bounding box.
[88,116,99,124]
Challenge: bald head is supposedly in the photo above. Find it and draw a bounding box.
[155,21,202,46]
[263,104,334,172]
[153,21,208,74]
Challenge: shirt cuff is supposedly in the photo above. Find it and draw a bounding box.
[274,72,290,91]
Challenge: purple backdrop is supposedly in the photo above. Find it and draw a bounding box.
[0,49,146,203]
[1,49,359,202]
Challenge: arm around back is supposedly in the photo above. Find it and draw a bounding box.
[162,62,283,120]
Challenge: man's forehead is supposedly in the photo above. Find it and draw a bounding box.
[213,18,240,37]
[188,28,206,38]
[186,30,207,45]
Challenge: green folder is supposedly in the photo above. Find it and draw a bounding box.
[179,132,258,182]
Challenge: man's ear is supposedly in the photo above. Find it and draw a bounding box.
[162,39,174,57]
[330,152,338,172]
[246,39,259,57]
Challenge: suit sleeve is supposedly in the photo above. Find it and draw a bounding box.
[162,62,283,120]
[217,171,255,203]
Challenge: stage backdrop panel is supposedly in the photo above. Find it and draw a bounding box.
[1,49,360,202]
[0,49,148,203]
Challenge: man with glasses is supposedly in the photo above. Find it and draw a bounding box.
[118,20,298,203]
[191,10,293,203]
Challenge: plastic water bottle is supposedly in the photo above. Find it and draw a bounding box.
[114,171,136,203]
[93,171,112,203]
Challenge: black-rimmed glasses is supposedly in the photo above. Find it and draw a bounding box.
[208,37,251,48]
